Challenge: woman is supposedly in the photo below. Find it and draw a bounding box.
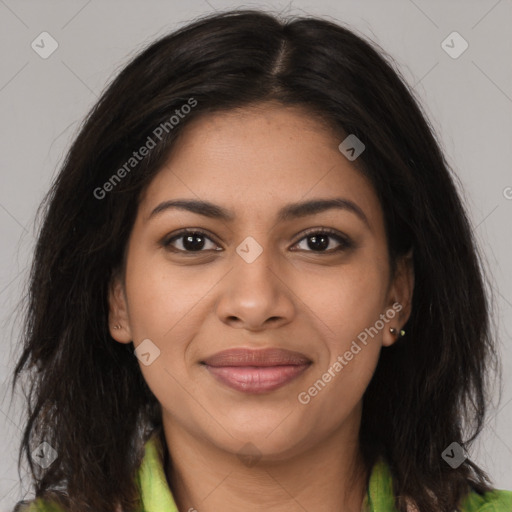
[11,9,511,512]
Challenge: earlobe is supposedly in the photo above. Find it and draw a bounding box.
[383,249,414,347]
[108,273,132,343]
[383,309,405,347]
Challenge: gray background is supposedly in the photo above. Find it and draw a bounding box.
[0,0,511,508]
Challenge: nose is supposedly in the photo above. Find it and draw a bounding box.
[214,246,296,332]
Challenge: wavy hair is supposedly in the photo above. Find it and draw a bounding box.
[11,9,500,512]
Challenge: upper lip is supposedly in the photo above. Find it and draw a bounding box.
[201,348,311,367]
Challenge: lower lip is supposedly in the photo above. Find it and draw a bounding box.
[203,364,310,393]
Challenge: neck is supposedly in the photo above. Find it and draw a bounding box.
[162,408,369,512]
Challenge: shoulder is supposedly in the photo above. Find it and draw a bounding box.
[458,487,512,512]
[369,457,512,512]
[11,434,161,512]
[401,487,512,512]
[12,498,65,512]
[13,498,127,512]
[13,498,125,512]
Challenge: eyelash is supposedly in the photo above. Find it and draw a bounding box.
[161,227,353,255]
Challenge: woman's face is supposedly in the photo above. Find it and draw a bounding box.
[109,102,413,461]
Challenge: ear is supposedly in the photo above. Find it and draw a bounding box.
[108,270,133,343]
[382,248,414,347]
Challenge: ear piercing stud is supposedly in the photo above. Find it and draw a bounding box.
[113,324,121,329]
[389,327,405,337]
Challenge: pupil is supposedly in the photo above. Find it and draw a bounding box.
[183,234,205,251]
[308,234,329,251]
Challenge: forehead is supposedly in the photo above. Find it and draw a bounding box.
[140,103,383,229]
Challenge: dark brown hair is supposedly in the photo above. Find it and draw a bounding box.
[11,8,500,512]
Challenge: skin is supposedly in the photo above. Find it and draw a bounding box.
[109,101,414,512]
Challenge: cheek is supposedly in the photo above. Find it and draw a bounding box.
[123,249,221,399]
[124,246,215,341]
[293,254,389,350]
[292,254,388,421]
[297,345,379,437]
[296,267,385,420]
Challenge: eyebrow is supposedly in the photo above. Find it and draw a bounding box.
[148,197,370,228]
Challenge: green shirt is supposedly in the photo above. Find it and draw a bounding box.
[22,434,512,511]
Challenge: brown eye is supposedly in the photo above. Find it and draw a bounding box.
[292,229,353,253]
[162,230,221,252]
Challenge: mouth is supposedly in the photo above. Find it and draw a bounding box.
[200,348,312,394]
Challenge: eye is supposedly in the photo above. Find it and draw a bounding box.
[161,229,221,253]
[292,228,353,253]
[161,227,353,254]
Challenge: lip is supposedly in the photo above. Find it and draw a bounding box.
[201,348,312,394]
[202,348,311,367]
